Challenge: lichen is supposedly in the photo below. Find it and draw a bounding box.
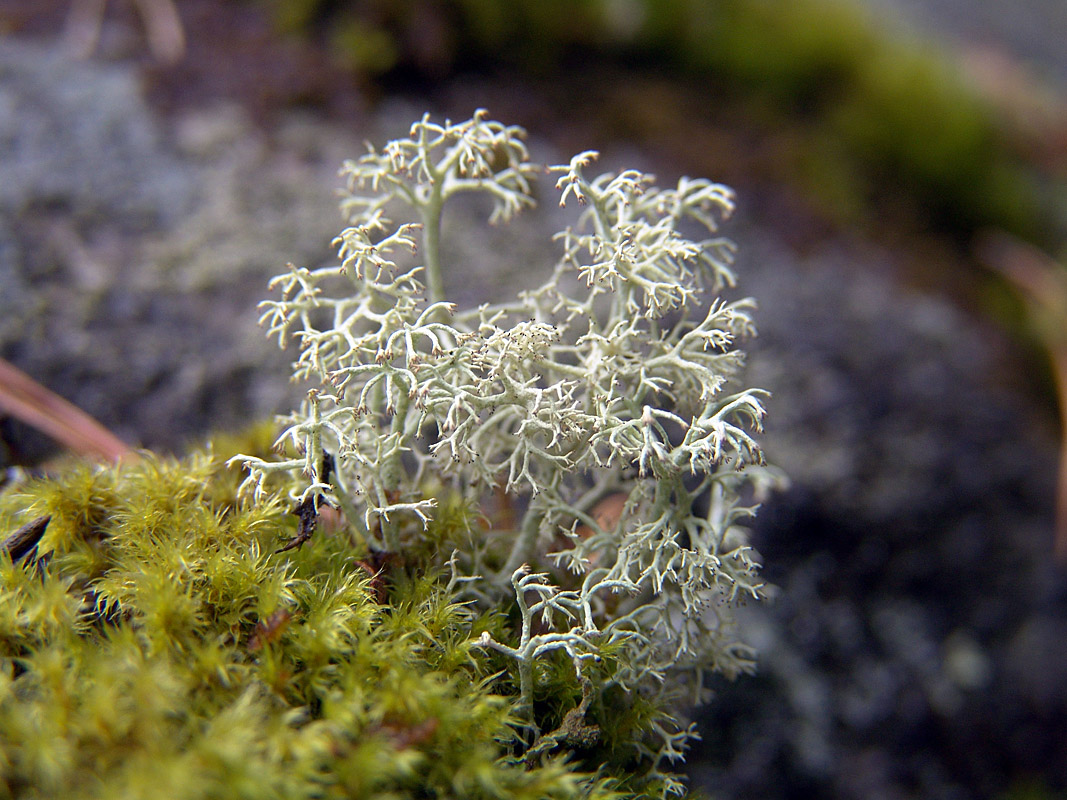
[235,111,779,795]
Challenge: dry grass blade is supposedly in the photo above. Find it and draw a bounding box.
[65,0,185,64]
[0,358,133,463]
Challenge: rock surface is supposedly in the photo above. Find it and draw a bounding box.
[695,228,1066,798]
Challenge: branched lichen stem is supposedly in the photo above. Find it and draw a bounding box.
[233,113,776,771]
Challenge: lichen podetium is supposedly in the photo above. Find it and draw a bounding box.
[234,110,782,794]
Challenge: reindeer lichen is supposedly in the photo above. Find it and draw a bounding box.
[234,111,778,794]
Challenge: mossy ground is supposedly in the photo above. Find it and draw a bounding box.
[0,439,682,799]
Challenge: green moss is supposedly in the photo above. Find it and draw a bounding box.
[0,444,684,798]
[684,0,876,111]
[826,40,1040,236]
[329,16,400,74]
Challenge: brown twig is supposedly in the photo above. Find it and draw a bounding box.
[1,515,51,563]
[275,495,319,553]
[0,358,133,463]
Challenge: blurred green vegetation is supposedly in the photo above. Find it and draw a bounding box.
[261,0,1063,252]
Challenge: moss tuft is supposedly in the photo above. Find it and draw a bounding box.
[0,444,678,798]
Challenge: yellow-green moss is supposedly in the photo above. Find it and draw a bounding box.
[0,444,686,798]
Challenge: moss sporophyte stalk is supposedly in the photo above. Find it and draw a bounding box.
[230,110,778,788]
